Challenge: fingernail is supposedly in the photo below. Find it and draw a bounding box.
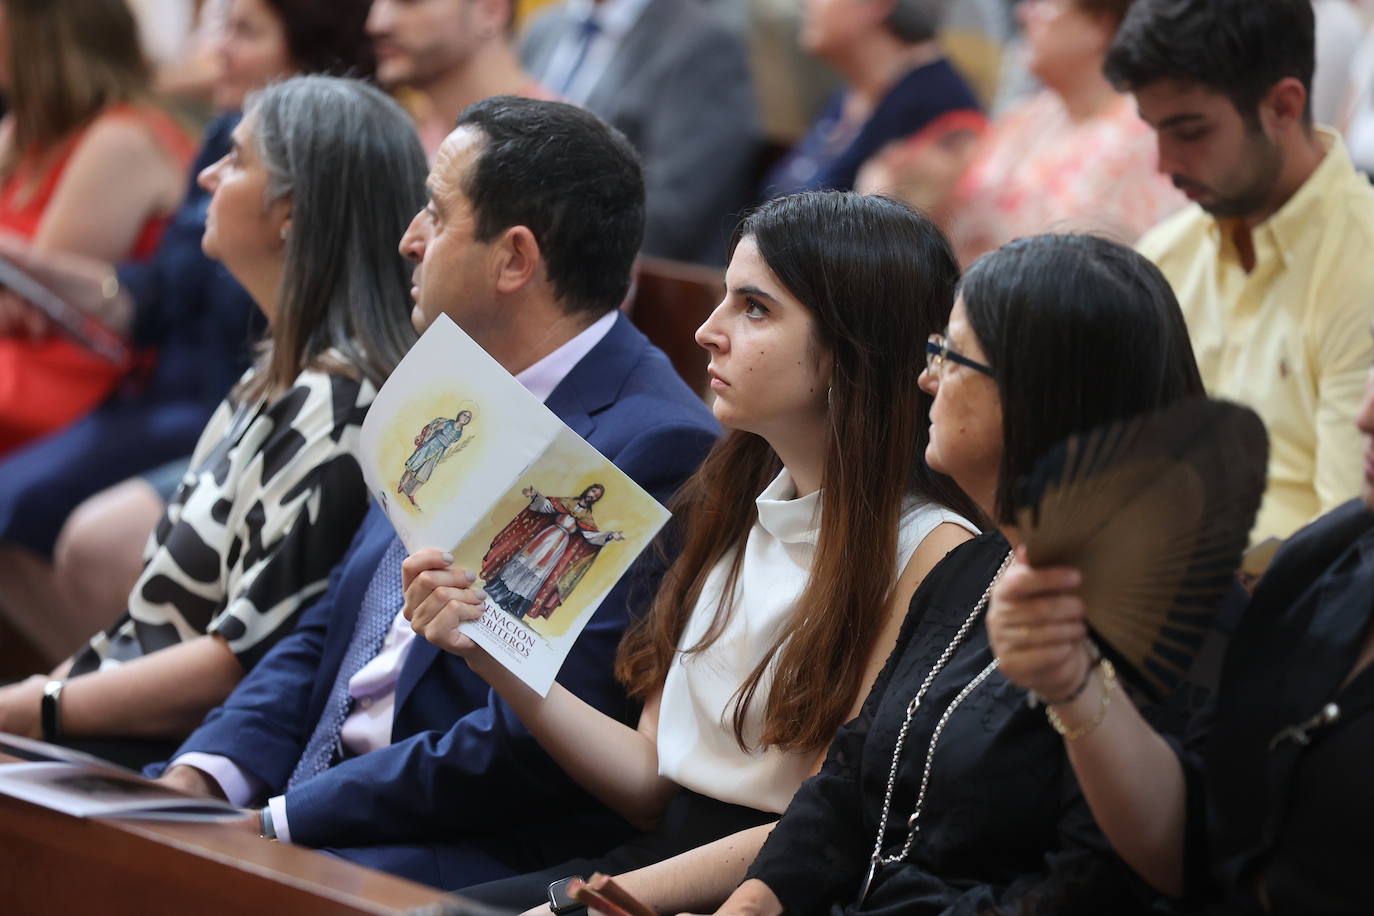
[441,551,454,565]
[474,588,489,601]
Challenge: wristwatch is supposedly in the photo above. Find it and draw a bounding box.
[40,679,65,741]
[547,876,587,914]
[259,805,277,840]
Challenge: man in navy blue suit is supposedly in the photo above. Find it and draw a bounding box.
[150,96,720,889]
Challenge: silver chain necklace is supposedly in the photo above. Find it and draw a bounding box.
[858,550,1015,904]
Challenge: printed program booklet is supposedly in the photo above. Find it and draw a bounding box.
[0,733,243,821]
[358,314,671,696]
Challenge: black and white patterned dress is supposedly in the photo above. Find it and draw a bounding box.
[71,365,375,675]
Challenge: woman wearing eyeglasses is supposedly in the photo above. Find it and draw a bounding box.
[707,233,1207,916]
[984,373,1374,909]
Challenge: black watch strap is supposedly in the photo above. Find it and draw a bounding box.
[40,679,65,742]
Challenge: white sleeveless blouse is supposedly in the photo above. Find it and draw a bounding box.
[655,470,978,813]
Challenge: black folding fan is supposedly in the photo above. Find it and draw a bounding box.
[1015,398,1268,697]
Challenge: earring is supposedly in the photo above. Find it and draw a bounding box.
[826,386,833,409]
[279,226,289,242]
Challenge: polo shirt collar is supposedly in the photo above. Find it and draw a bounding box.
[1210,128,1351,268]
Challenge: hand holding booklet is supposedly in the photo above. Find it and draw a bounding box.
[0,733,243,822]
[358,314,671,696]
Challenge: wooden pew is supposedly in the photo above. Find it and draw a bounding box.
[0,613,47,682]
[0,760,502,916]
[622,256,723,397]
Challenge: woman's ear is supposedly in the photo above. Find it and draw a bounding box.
[817,347,836,400]
[272,193,293,247]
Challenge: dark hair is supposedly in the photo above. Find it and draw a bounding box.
[455,96,646,315]
[960,234,1204,525]
[263,0,377,79]
[242,75,425,398]
[1104,0,1315,124]
[885,0,947,44]
[618,191,983,754]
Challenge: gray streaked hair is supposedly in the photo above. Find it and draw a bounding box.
[885,0,950,43]
[242,74,425,398]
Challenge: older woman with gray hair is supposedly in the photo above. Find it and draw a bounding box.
[0,75,426,767]
[760,0,984,198]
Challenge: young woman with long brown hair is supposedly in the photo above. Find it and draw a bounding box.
[402,190,984,912]
[711,233,1206,916]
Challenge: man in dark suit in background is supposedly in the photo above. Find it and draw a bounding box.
[520,0,760,264]
[152,97,720,889]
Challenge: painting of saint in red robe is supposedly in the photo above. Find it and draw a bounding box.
[481,484,624,621]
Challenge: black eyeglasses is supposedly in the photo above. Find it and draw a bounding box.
[925,334,995,378]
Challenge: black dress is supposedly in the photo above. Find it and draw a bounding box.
[1184,499,1374,916]
[747,533,1165,915]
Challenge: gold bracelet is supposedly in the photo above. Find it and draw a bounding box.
[100,271,120,301]
[1046,658,1115,742]
[1044,642,1102,706]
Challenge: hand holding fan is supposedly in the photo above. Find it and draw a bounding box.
[1014,398,1268,697]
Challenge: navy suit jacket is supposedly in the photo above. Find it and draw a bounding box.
[159,314,719,886]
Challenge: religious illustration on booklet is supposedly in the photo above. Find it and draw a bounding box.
[396,407,476,508]
[480,482,625,622]
[358,314,670,696]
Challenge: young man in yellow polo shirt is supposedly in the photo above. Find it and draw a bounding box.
[1105,0,1374,543]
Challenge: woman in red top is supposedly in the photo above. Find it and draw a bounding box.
[0,0,194,454]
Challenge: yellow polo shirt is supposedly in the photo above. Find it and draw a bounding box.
[1138,130,1374,542]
